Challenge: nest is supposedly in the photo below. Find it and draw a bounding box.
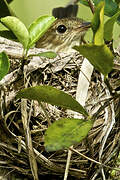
[0,37,120,180]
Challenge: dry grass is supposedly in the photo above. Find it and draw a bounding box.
[0,38,120,179]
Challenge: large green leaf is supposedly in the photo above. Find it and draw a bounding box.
[92,1,104,45]
[74,44,114,75]
[0,51,10,81]
[16,85,88,117]
[104,10,120,41]
[45,118,93,151]
[93,0,119,17]
[28,15,56,49]
[1,16,29,49]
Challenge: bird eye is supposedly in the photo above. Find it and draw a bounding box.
[56,25,67,33]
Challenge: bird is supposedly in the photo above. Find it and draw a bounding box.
[36,17,91,53]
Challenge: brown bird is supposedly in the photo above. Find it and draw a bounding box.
[36,17,91,53]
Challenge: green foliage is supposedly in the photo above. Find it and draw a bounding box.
[93,0,119,17]
[0,15,56,51]
[16,85,91,151]
[28,16,56,49]
[1,1,120,153]
[92,1,104,45]
[104,10,120,41]
[74,44,113,76]
[16,85,88,117]
[1,16,29,49]
[0,15,56,81]
[74,2,114,76]
[79,0,89,6]
[0,52,10,81]
[79,0,119,17]
[0,15,56,53]
[45,118,93,151]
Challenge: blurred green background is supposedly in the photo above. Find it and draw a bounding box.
[8,0,93,43]
[9,0,92,27]
[3,0,120,47]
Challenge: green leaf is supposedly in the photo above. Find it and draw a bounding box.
[28,15,56,49]
[45,118,93,151]
[93,0,119,17]
[0,30,17,40]
[16,85,88,117]
[29,51,57,59]
[74,44,114,75]
[0,51,10,81]
[1,16,29,49]
[92,1,104,45]
[104,10,120,41]
[36,51,57,59]
[79,0,89,6]
[116,14,120,24]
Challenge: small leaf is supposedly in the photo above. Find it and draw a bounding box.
[16,85,88,117]
[92,1,104,45]
[28,15,56,48]
[1,16,29,49]
[0,51,10,81]
[29,51,57,59]
[0,30,17,40]
[45,118,93,151]
[104,10,120,41]
[74,44,114,75]
[93,0,119,17]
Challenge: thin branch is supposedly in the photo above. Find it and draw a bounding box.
[87,0,95,13]
[64,146,73,180]
[69,147,120,172]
